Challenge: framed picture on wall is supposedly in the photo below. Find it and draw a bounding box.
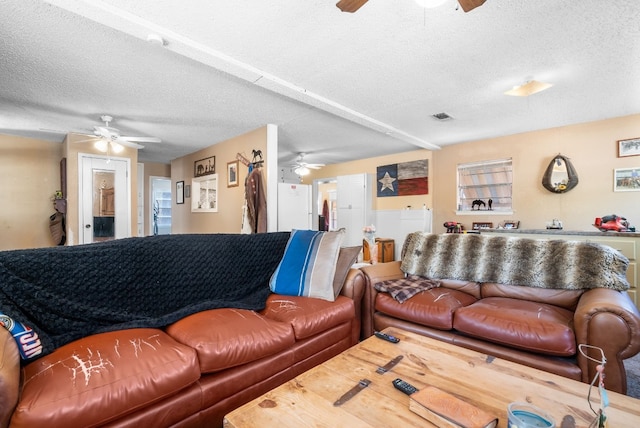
[227,161,239,187]
[194,156,216,177]
[614,168,640,191]
[176,181,184,204]
[618,137,640,158]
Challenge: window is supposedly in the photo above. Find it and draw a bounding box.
[457,158,513,213]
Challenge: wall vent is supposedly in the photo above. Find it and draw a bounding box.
[432,112,453,121]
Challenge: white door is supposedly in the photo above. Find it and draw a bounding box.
[80,155,131,244]
[277,182,311,231]
[336,173,373,246]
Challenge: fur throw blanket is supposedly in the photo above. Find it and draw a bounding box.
[401,232,630,291]
[0,233,290,360]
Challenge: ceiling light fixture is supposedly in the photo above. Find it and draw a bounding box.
[94,139,124,154]
[504,80,553,97]
[294,166,310,176]
[414,0,449,8]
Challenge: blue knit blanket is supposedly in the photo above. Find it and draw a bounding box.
[0,233,290,360]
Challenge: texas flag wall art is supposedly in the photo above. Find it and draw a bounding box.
[377,159,428,197]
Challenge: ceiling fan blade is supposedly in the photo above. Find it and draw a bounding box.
[336,0,368,13]
[120,136,161,143]
[115,137,144,149]
[458,0,486,12]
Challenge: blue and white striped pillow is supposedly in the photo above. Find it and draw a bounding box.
[269,229,345,301]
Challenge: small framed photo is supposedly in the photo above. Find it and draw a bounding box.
[194,155,216,177]
[614,167,640,192]
[501,220,520,229]
[176,181,184,204]
[472,222,493,230]
[227,160,239,187]
[184,184,191,199]
[618,137,640,157]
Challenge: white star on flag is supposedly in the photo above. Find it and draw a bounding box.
[379,172,396,192]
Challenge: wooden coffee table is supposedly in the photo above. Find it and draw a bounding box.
[223,327,640,427]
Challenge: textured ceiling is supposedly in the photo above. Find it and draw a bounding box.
[1,0,639,167]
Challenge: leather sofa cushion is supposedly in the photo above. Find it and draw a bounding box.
[166,308,295,373]
[261,294,355,339]
[13,328,199,428]
[375,288,478,330]
[453,297,576,356]
[439,279,482,300]
[481,282,584,310]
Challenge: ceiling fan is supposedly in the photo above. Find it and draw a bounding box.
[336,0,486,13]
[73,115,161,153]
[291,153,325,176]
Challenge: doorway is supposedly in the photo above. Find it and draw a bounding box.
[150,177,172,235]
[79,154,131,244]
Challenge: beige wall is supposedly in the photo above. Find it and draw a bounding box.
[307,149,434,211]
[431,114,640,232]
[142,162,171,236]
[170,126,268,233]
[2,114,637,249]
[0,135,63,250]
[307,114,640,236]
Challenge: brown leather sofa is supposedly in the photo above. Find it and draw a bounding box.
[0,233,365,428]
[360,233,640,395]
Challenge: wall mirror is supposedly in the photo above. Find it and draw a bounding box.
[542,154,579,193]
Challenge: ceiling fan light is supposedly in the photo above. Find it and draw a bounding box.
[414,0,448,8]
[504,80,553,97]
[111,142,124,153]
[295,166,310,176]
[94,139,108,152]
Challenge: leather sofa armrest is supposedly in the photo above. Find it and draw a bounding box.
[0,327,20,428]
[340,268,365,345]
[359,261,405,339]
[574,288,640,394]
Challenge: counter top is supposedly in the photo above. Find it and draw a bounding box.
[480,228,640,238]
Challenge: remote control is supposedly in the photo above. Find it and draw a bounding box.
[374,331,400,343]
[392,378,418,395]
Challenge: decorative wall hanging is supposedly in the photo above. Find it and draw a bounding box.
[618,137,640,157]
[194,156,215,177]
[377,159,428,197]
[542,154,578,193]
